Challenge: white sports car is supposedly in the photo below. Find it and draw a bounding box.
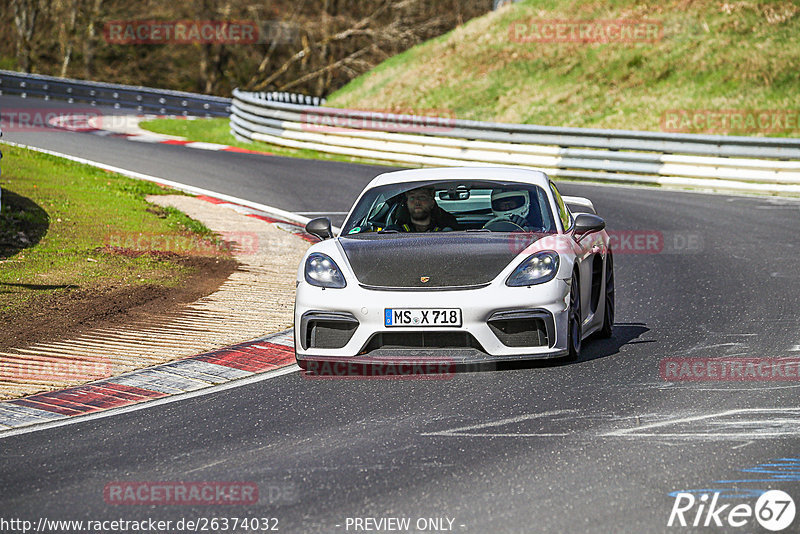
[294,167,614,368]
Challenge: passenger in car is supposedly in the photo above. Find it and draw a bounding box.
[485,189,543,231]
[387,186,461,232]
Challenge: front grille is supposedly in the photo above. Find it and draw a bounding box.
[363,331,483,351]
[301,312,359,350]
[487,310,554,348]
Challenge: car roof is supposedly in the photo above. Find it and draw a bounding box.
[365,167,551,190]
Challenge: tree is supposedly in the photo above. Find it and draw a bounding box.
[11,0,42,72]
[82,0,105,78]
[246,0,491,96]
[53,0,82,77]
[0,0,491,96]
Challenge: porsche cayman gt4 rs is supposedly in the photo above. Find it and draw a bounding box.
[294,167,614,368]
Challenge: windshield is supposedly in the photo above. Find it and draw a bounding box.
[341,180,556,235]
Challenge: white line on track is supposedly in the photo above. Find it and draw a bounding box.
[0,140,312,227]
[421,409,578,437]
[602,407,800,439]
[0,365,300,440]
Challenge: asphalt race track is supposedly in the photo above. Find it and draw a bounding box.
[0,95,393,225]
[2,94,800,533]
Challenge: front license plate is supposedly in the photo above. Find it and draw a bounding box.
[384,308,462,327]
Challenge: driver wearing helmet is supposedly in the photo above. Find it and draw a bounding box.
[484,189,534,231]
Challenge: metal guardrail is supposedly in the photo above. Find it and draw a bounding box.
[0,70,231,117]
[244,91,326,106]
[231,88,800,194]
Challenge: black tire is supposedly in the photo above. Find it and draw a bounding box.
[598,252,615,338]
[567,274,582,361]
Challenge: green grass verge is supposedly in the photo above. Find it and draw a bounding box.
[0,144,224,314]
[139,117,396,168]
[327,0,800,136]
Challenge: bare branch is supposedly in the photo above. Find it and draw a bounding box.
[277,44,376,92]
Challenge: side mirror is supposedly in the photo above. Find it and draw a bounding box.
[573,213,605,237]
[305,217,333,240]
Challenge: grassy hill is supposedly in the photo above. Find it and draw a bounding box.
[327,0,800,135]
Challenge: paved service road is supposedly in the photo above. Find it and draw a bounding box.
[2,94,800,533]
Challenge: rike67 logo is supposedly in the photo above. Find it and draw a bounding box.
[668,490,795,531]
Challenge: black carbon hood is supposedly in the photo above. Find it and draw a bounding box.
[339,233,543,289]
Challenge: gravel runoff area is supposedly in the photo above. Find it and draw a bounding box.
[0,195,311,400]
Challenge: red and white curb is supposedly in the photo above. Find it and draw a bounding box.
[0,141,331,436]
[0,135,345,435]
[116,135,275,157]
[0,195,317,434]
[47,113,275,157]
[194,195,318,243]
[0,330,296,432]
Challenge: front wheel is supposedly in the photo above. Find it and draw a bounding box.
[567,275,582,361]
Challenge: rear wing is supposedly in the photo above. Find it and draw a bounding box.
[562,195,596,215]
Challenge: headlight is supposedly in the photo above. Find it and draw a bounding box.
[304,253,347,288]
[506,251,560,287]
